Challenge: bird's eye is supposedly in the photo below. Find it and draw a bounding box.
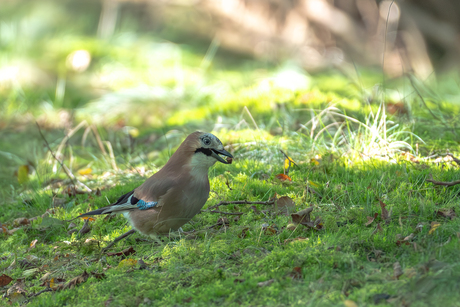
[203,138,211,145]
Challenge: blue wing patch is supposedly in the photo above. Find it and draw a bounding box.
[137,199,158,210]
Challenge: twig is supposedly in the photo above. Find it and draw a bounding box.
[426,179,460,187]
[91,124,108,155]
[207,210,244,215]
[101,229,136,253]
[36,122,92,192]
[53,120,87,172]
[206,199,275,211]
[28,288,53,298]
[446,153,460,166]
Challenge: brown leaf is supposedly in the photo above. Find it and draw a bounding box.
[0,274,13,287]
[275,196,296,215]
[403,233,414,241]
[13,217,29,227]
[393,262,403,279]
[57,271,89,290]
[107,246,136,257]
[379,200,390,221]
[387,101,408,115]
[436,208,456,220]
[291,207,314,225]
[289,267,302,279]
[365,213,378,226]
[263,225,278,235]
[275,174,292,181]
[90,272,106,280]
[371,223,383,235]
[238,227,249,238]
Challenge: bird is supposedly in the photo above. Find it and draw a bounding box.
[73,131,233,236]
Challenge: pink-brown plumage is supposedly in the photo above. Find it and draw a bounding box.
[74,131,233,236]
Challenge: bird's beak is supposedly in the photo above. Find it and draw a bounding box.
[211,148,233,164]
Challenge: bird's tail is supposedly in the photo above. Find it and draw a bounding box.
[65,205,113,222]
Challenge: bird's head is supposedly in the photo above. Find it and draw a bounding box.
[179,131,233,170]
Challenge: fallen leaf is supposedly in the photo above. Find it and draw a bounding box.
[39,272,51,283]
[403,233,414,241]
[307,180,321,188]
[365,213,378,226]
[13,217,29,227]
[0,274,13,287]
[257,279,275,287]
[404,268,417,278]
[263,224,277,235]
[436,208,456,220]
[284,237,308,244]
[58,271,89,290]
[275,196,296,215]
[284,156,296,171]
[49,277,66,290]
[78,168,92,176]
[387,101,407,115]
[17,165,29,184]
[429,222,441,235]
[371,223,383,235]
[117,259,138,269]
[29,239,38,250]
[5,279,28,303]
[393,262,403,279]
[275,174,292,181]
[90,272,106,280]
[291,207,314,225]
[107,246,136,257]
[238,227,249,238]
[379,200,390,222]
[344,300,358,307]
[289,267,302,279]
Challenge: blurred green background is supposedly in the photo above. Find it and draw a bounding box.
[1,0,459,203]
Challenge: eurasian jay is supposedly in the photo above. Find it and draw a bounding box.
[74,131,233,236]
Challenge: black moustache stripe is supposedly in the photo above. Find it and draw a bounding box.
[195,147,213,156]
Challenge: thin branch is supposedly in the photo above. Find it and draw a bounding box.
[101,229,136,253]
[36,122,92,192]
[53,120,87,172]
[207,210,244,215]
[426,179,460,187]
[206,199,275,211]
[28,288,53,299]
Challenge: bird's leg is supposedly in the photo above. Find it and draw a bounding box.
[102,229,136,252]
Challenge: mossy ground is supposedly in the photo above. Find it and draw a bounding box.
[1,125,460,306]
